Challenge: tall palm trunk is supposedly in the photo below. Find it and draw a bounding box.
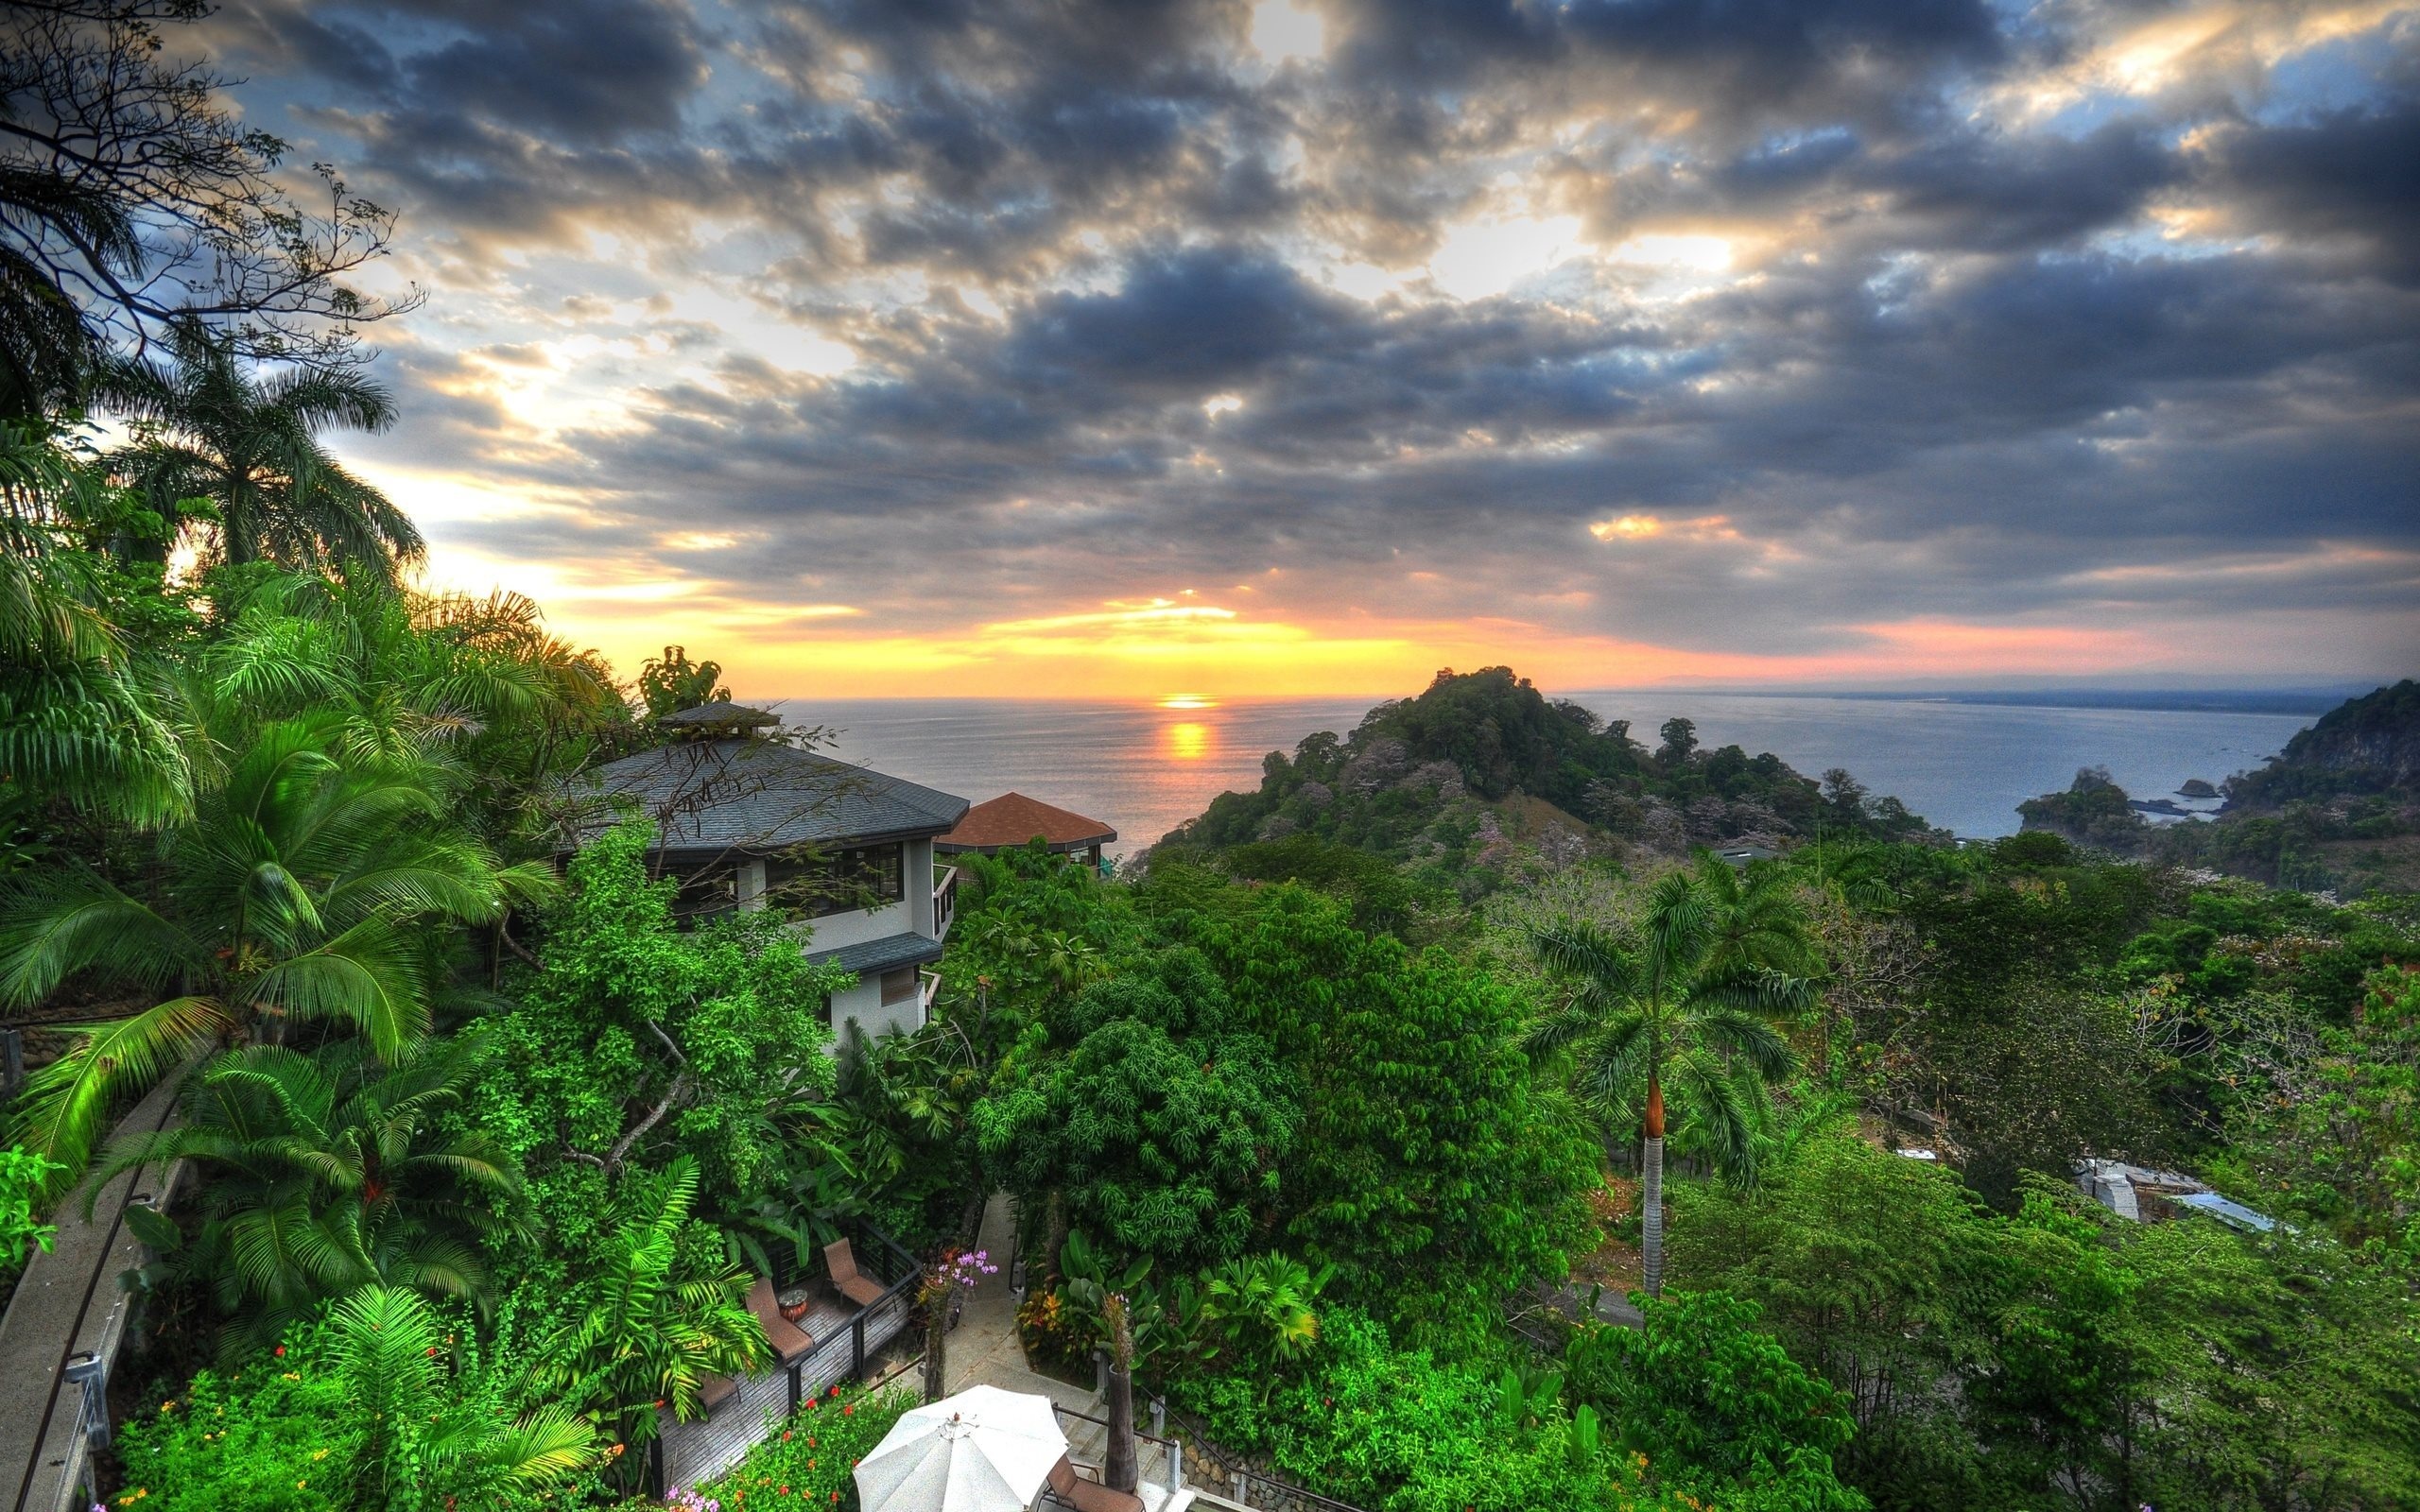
[1640,1074,1665,1297]
[1103,1298,1139,1494]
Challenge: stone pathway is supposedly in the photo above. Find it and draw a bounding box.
[944,1192,1108,1463]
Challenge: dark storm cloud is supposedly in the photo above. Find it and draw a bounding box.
[2210,98,2420,284]
[211,0,2420,674]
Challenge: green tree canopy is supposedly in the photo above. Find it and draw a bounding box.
[1201,885,1597,1340]
[980,1010,1298,1272]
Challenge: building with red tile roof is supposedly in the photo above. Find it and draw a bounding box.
[936,791,1116,867]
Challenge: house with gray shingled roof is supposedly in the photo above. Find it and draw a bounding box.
[566,704,970,1038]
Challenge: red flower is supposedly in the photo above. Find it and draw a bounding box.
[782,1432,792,1441]
[273,1346,285,1358]
[425,1347,438,1357]
[841,1404,854,1416]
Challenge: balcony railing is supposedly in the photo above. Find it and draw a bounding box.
[933,864,959,938]
[919,969,942,1019]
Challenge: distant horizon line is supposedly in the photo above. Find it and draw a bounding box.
[752,679,2393,718]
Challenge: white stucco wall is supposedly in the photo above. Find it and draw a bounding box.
[803,898,910,952]
[828,971,925,1040]
[905,837,936,935]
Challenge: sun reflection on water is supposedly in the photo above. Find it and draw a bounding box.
[1165,720,1212,762]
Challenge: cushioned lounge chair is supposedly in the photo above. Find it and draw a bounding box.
[822,1238,887,1308]
[746,1275,815,1363]
[1041,1454,1145,1512]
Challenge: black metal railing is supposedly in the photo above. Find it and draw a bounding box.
[1047,1404,1184,1504]
[1164,1406,1374,1512]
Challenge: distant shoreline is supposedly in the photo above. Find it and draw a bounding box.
[1564,687,2353,718]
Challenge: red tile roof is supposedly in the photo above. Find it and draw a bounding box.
[937,791,1117,852]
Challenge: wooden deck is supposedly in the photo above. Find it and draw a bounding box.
[658,1254,919,1492]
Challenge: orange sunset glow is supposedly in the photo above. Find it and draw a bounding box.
[222,0,2411,696]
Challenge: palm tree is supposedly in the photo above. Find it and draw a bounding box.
[100,1039,525,1351]
[1525,853,1820,1296]
[190,573,629,849]
[330,1284,598,1509]
[0,419,189,831]
[532,1157,769,1469]
[105,320,420,582]
[0,715,536,1194]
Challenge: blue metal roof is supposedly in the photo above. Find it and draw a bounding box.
[2175,1192,2278,1232]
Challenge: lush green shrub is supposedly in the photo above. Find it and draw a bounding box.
[114,1329,353,1512]
[0,1145,60,1296]
[1566,1293,1864,1511]
[1173,1307,1694,1512]
[688,1382,917,1511]
[114,1309,600,1512]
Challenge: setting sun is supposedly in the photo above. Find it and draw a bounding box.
[1158,694,1219,710]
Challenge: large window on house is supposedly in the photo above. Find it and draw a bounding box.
[766,843,905,918]
[666,863,739,924]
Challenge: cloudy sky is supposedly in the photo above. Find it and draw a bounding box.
[203,0,2418,698]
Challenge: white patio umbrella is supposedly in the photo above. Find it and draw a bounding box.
[855,1384,1070,1512]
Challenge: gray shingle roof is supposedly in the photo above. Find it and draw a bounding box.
[566,738,969,855]
[807,931,945,974]
[661,700,781,729]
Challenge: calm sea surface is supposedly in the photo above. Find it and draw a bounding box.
[776,693,2313,854]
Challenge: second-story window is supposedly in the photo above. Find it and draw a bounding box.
[767,843,905,918]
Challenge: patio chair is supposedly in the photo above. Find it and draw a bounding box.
[1041,1454,1144,1512]
[700,1373,738,1413]
[746,1275,816,1363]
[823,1237,887,1307]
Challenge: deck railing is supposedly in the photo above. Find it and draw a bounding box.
[1047,1403,1184,1501]
[933,865,959,938]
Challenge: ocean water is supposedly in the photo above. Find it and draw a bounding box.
[779,693,2314,855]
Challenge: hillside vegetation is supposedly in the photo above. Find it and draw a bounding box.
[1159,666,1940,903]
[2022,679,2420,895]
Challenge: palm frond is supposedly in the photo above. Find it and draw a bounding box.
[464,1406,597,1486]
[243,917,430,1058]
[1667,1044,1762,1185]
[1683,1005,1797,1084]
[10,996,231,1193]
[0,870,191,1006]
[1572,1009,1653,1117]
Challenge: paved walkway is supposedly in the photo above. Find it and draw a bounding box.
[0,1072,189,1512]
[944,1193,1109,1462]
